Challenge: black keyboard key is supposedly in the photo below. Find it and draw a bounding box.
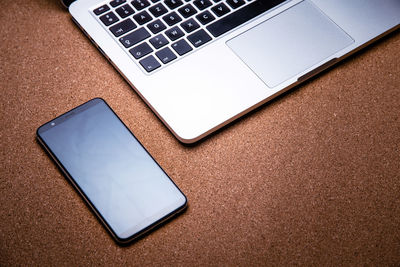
[94,5,110,16]
[226,0,245,9]
[196,10,215,25]
[172,39,193,55]
[156,47,177,64]
[116,4,135,18]
[206,0,285,37]
[133,11,152,25]
[119,27,151,48]
[193,0,212,10]
[211,3,230,17]
[165,26,184,41]
[129,42,153,59]
[140,55,161,72]
[149,3,168,17]
[164,0,183,9]
[178,4,197,18]
[187,29,211,47]
[131,0,150,10]
[109,19,137,37]
[110,0,126,8]
[180,18,200,33]
[100,12,119,26]
[149,34,169,49]
[147,19,167,34]
[163,11,182,26]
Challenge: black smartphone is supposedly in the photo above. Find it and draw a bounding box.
[37,98,187,244]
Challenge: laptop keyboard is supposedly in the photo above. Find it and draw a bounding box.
[93,0,285,73]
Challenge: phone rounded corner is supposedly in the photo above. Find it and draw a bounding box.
[36,122,49,138]
[90,97,107,104]
[36,126,43,137]
[181,195,188,210]
[113,234,135,246]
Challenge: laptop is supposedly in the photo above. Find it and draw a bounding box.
[67,0,399,143]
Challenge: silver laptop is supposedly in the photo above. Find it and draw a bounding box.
[68,0,399,143]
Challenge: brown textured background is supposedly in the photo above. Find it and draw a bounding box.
[1,0,399,265]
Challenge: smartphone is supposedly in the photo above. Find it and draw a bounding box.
[37,98,187,244]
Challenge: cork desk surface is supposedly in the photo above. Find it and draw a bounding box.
[1,0,399,265]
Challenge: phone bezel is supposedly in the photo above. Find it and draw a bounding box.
[36,98,187,244]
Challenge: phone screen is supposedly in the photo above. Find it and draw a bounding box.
[37,98,186,243]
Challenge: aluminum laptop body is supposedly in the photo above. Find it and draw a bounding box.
[69,0,399,143]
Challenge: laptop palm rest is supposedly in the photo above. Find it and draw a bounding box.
[227,0,354,88]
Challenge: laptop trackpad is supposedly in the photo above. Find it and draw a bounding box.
[226,0,354,88]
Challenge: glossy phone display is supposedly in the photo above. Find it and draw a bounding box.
[37,98,187,244]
